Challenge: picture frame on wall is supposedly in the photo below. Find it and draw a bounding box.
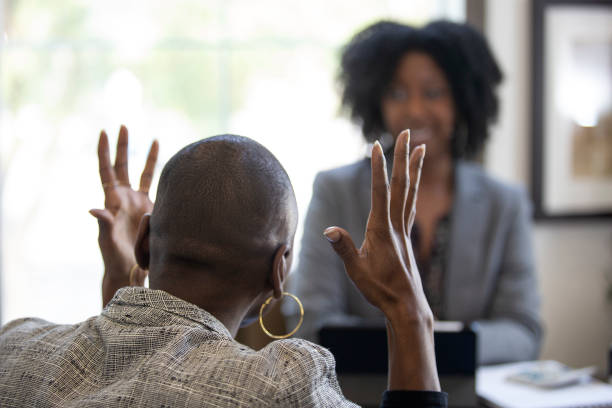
[531,0,612,220]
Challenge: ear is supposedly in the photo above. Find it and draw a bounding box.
[134,214,151,269]
[271,244,291,299]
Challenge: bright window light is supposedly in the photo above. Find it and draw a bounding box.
[0,0,465,324]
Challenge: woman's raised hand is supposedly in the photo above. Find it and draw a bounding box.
[90,125,159,306]
[324,130,440,391]
[324,130,429,320]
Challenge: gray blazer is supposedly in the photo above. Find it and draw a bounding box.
[285,158,542,365]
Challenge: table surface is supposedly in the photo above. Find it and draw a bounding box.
[476,361,612,408]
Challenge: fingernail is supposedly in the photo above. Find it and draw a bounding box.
[373,140,382,154]
[405,129,410,148]
[419,145,426,168]
[323,227,341,243]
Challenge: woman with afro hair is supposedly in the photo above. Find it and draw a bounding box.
[286,20,542,365]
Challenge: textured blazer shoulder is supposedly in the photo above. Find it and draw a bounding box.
[286,158,542,365]
[0,288,448,407]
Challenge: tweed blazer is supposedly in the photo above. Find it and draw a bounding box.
[0,288,358,408]
[0,287,447,408]
[286,159,542,365]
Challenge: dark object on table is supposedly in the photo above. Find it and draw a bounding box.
[320,323,477,408]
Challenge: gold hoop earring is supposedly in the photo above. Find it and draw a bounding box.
[259,292,303,339]
[128,264,140,286]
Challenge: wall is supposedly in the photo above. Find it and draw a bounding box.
[484,0,612,377]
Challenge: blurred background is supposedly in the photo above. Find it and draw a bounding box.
[0,0,611,377]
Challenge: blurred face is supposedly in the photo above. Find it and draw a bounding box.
[381,52,455,159]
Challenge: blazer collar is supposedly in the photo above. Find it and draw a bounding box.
[104,287,233,338]
[444,160,488,317]
[450,160,487,240]
[454,160,484,204]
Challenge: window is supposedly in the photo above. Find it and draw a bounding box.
[0,0,464,324]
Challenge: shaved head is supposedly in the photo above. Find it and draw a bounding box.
[147,135,297,287]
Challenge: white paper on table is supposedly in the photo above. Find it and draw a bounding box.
[477,361,612,408]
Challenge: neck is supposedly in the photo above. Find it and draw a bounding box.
[149,270,262,338]
[419,151,454,191]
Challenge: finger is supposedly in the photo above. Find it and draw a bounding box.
[114,125,130,186]
[139,140,159,194]
[389,130,410,232]
[324,226,359,270]
[405,145,426,233]
[370,141,390,224]
[89,209,115,242]
[98,130,118,191]
[89,208,114,226]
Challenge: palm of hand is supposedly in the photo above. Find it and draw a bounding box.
[90,126,158,304]
[102,186,153,269]
[357,229,430,320]
[326,130,431,319]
